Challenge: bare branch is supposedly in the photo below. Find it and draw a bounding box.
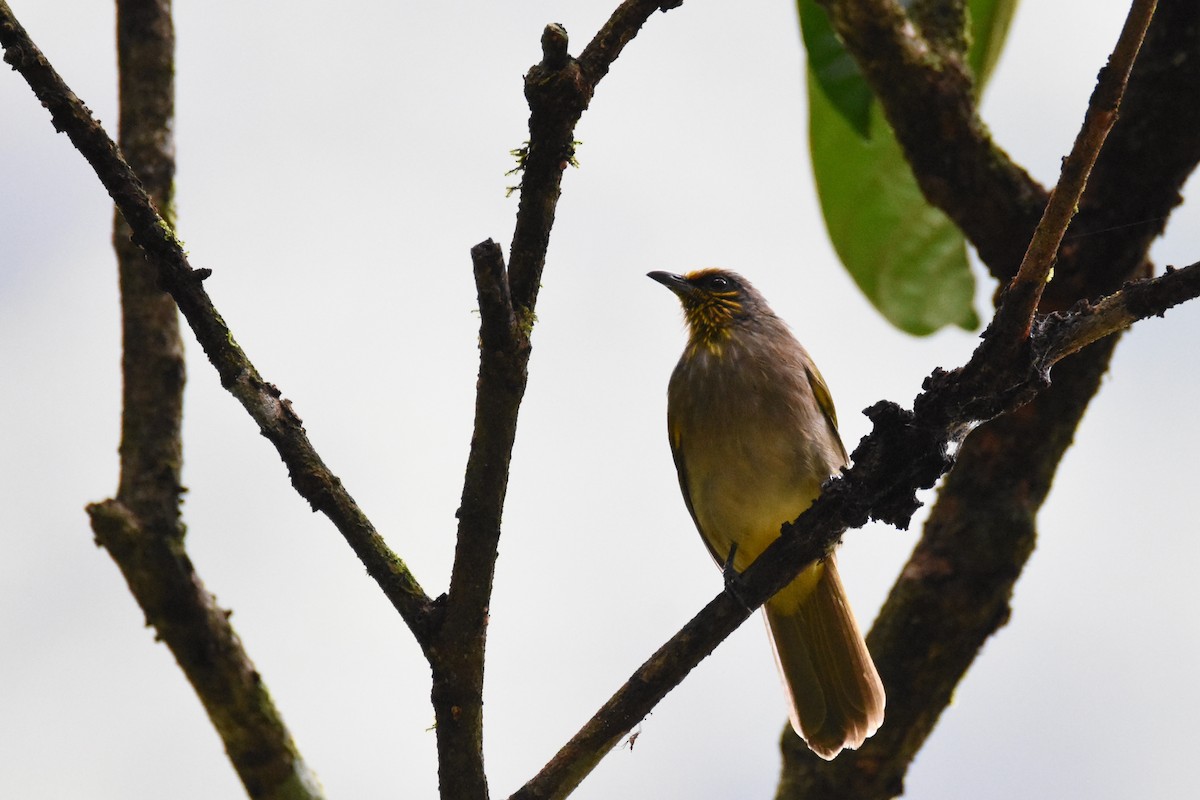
[431,239,528,800]
[81,2,323,797]
[510,594,754,800]
[576,0,679,85]
[989,0,1158,350]
[87,501,324,799]
[473,238,519,351]
[0,0,434,643]
[112,0,184,547]
[508,0,678,310]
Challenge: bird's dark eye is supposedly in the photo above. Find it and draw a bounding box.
[708,275,729,291]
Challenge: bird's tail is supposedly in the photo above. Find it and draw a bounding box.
[763,555,885,760]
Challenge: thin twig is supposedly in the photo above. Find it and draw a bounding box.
[988,0,1158,347]
[0,0,435,645]
[576,0,678,84]
[508,0,676,310]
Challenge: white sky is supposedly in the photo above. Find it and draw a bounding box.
[2,1,1197,798]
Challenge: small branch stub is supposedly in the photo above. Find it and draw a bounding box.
[541,23,569,70]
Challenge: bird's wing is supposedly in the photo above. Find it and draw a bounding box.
[667,413,725,566]
[805,364,849,466]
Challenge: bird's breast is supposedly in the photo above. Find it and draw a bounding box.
[667,338,843,574]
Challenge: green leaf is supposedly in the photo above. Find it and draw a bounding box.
[798,0,872,138]
[968,0,1019,91]
[808,71,979,335]
[798,0,1017,334]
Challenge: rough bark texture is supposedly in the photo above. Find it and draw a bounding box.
[113,0,183,531]
[84,3,325,798]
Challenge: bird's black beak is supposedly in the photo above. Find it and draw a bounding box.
[647,271,691,297]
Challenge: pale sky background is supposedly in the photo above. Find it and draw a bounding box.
[2,1,1198,798]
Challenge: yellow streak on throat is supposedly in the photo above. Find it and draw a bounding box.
[684,296,740,356]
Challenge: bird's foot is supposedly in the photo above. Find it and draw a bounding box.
[721,544,755,610]
[721,543,740,587]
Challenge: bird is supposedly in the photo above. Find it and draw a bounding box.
[648,267,884,760]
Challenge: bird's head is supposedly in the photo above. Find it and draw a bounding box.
[648,268,769,352]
